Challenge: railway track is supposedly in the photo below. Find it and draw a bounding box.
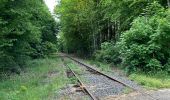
[62,58,97,100]
[61,55,158,100]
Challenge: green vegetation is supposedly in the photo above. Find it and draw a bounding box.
[84,59,112,73]
[123,87,133,94]
[85,58,170,89]
[64,59,83,84]
[130,73,170,89]
[0,0,58,72]
[64,59,89,83]
[118,2,170,73]
[56,0,170,74]
[94,42,121,65]
[68,63,83,75]
[1,0,170,99]
[0,57,69,100]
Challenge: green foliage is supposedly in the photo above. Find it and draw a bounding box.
[118,2,170,73]
[0,0,57,72]
[57,0,170,74]
[57,0,169,56]
[56,0,94,55]
[94,42,121,64]
[42,42,57,55]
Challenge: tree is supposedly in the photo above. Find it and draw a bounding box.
[118,2,170,73]
[0,0,57,72]
[56,0,170,73]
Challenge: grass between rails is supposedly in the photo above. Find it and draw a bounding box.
[65,58,133,94]
[0,56,70,100]
[82,58,170,89]
[64,58,84,83]
[66,59,83,75]
[61,58,91,100]
[67,59,91,83]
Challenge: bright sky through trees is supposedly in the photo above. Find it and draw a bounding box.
[44,0,59,13]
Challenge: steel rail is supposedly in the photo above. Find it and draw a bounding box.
[66,56,136,90]
[65,55,159,100]
[62,58,98,100]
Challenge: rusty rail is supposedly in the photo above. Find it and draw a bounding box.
[64,55,158,100]
[62,58,97,100]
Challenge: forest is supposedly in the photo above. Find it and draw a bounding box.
[57,0,170,73]
[0,0,58,73]
[0,0,170,99]
[0,0,169,76]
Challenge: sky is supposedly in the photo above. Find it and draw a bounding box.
[44,0,59,13]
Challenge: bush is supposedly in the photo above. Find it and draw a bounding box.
[42,41,57,55]
[118,3,170,73]
[94,42,121,64]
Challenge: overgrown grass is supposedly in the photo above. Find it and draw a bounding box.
[129,73,170,89]
[65,58,83,75]
[0,57,69,100]
[65,58,89,83]
[83,59,112,72]
[123,87,133,94]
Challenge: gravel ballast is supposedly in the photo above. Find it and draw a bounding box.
[74,62,128,99]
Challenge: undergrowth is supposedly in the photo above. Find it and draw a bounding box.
[84,59,112,73]
[0,57,69,100]
[129,72,170,89]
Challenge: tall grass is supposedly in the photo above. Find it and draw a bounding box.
[83,59,112,72]
[129,73,170,89]
[0,57,69,100]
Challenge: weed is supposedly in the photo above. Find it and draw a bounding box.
[123,87,133,94]
[129,73,170,89]
[0,57,69,100]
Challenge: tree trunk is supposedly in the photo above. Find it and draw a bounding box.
[93,33,96,51]
[100,31,102,45]
[107,19,110,40]
[111,24,114,40]
[115,21,118,41]
[90,17,96,52]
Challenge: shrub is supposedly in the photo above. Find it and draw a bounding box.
[42,41,57,55]
[94,42,121,64]
[118,3,170,73]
